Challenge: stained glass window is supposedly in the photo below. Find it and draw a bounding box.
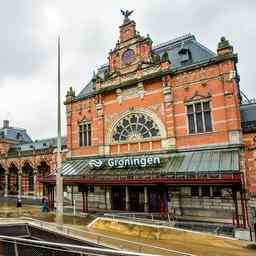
[112,113,160,142]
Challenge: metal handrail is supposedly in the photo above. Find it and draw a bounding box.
[0,235,160,256]
[1,217,194,256]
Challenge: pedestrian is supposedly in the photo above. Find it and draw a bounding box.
[42,196,45,205]
[42,196,49,212]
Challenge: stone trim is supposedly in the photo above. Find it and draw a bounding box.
[106,108,167,145]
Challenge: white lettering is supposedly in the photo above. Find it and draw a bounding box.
[153,157,160,165]
[140,158,147,167]
[108,159,114,167]
[90,156,161,169]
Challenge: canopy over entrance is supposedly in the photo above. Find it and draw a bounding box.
[41,149,241,185]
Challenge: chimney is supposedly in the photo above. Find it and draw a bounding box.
[3,120,9,128]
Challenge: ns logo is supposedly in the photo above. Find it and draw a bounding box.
[88,159,103,168]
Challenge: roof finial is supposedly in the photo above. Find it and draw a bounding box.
[120,9,134,23]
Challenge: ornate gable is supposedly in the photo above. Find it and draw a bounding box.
[108,10,153,76]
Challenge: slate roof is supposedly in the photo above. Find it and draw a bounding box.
[77,34,216,99]
[0,126,32,143]
[153,34,216,68]
[240,102,256,122]
[240,102,256,132]
[10,137,66,152]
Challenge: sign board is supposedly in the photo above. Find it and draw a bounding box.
[88,156,161,169]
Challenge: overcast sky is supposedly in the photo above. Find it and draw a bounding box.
[0,0,255,140]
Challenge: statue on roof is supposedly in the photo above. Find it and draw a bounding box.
[121,9,134,23]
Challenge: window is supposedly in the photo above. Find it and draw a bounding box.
[191,187,199,197]
[79,122,91,147]
[28,173,34,191]
[178,46,192,63]
[187,101,212,134]
[201,186,210,197]
[16,133,23,140]
[212,186,222,197]
[112,113,160,142]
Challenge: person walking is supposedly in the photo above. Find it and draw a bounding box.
[42,196,49,212]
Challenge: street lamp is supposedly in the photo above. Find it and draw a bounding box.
[56,36,64,226]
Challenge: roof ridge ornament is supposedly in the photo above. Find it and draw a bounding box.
[120,9,134,23]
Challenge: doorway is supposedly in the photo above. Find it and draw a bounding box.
[112,186,125,211]
[148,186,168,213]
[129,187,144,212]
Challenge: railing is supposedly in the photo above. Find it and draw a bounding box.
[103,212,176,227]
[0,235,160,256]
[0,217,195,256]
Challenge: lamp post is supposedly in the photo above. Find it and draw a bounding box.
[56,36,64,226]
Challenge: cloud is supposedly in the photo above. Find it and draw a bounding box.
[0,0,255,139]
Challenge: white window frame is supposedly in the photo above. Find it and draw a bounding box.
[186,100,213,135]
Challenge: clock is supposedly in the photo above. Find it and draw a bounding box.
[122,49,135,64]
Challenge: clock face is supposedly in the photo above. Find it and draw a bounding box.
[122,49,135,64]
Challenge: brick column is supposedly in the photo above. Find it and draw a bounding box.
[161,75,176,149]
[33,167,38,199]
[18,169,22,198]
[144,186,149,212]
[125,186,130,211]
[4,170,9,197]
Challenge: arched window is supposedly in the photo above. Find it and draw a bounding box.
[112,113,160,142]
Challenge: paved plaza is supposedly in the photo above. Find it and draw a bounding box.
[0,202,255,256]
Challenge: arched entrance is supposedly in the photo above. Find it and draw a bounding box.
[22,162,34,195]
[38,161,50,197]
[8,163,19,195]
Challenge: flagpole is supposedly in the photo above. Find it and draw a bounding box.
[56,36,63,225]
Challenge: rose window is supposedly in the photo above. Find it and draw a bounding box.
[112,113,160,142]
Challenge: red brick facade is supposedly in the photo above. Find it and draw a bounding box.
[0,13,255,232]
[66,19,242,160]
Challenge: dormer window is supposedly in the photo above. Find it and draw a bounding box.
[178,43,191,63]
[16,133,23,140]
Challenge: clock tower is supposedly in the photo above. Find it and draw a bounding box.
[108,10,153,75]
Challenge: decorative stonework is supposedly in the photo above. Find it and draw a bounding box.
[184,91,211,103]
[217,36,233,55]
[161,138,176,149]
[65,87,76,104]
[163,87,172,103]
[137,82,144,99]
[229,130,242,144]
[99,145,110,155]
[116,88,123,104]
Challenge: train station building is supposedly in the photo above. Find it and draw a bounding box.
[0,12,256,232]
[44,12,256,228]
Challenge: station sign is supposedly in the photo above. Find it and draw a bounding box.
[88,156,161,169]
